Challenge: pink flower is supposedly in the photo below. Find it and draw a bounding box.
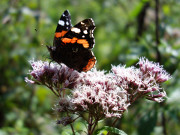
[70,69,130,118]
[25,57,171,120]
[111,57,171,103]
[25,60,80,96]
[138,57,171,83]
[111,65,142,91]
[25,77,35,84]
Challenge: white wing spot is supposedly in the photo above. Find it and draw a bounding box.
[82,35,85,38]
[66,21,69,25]
[83,30,88,34]
[58,20,65,26]
[71,27,81,33]
[91,34,94,38]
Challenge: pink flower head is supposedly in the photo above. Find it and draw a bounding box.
[71,69,130,118]
[25,57,171,121]
[111,57,171,103]
[138,57,171,83]
[26,60,80,90]
[111,65,142,91]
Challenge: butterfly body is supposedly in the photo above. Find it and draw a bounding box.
[47,10,96,72]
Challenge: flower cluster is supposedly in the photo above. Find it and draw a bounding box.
[25,60,79,96]
[111,57,171,102]
[138,57,171,83]
[71,69,130,118]
[25,57,171,120]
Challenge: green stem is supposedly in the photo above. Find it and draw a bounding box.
[66,112,75,135]
[91,118,99,134]
[45,84,59,97]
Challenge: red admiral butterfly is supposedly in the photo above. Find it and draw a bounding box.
[47,10,96,72]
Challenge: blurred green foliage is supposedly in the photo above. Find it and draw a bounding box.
[0,0,180,135]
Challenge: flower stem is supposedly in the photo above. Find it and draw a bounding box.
[91,118,99,134]
[88,113,93,135]
[66,112,75,135]
[46,85,59,97]
[70,124,75,135]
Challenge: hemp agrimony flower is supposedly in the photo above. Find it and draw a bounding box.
[71,69,130,118]
[25,57,171,134]
[25,60,79,96]
[111,57,171,103]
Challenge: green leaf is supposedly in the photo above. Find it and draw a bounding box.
[95,126,127,135]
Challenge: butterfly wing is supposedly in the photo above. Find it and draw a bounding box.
[48,11,96,72]
[61,18,95,49]
[53,10,72,44]
[59,18,96,71]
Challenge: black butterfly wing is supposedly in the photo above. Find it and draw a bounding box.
[59,18,96,71]
[53,10,72,46]
[48,11,96,72]
[62,18,95,49]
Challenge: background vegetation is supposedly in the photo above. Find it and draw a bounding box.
[0,0,179,135]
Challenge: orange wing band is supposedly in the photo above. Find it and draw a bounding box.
[61,38,89,48]
[55,31,68,38]
[77,39,89,48]
[83,57,96,72]
[61,38,72,43]
[71,37,78,43]
[61,37,78,44]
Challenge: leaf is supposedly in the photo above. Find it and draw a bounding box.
[95,126,127,135]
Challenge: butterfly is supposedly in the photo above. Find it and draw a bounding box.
[47,10,96,72]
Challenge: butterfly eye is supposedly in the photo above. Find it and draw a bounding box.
[72,47,78,53]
